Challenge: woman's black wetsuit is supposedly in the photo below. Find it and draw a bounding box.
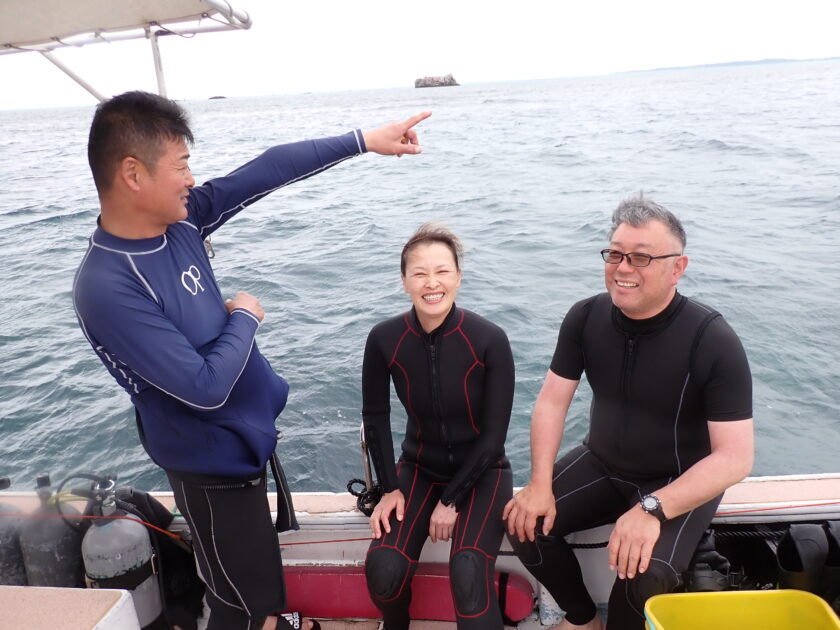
[362,305,515,630]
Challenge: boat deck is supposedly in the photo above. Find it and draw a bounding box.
[2,473,838,629]
[0,584,519,630]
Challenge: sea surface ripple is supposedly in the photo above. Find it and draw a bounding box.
[1,60,838,492]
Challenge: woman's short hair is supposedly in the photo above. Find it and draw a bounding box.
[400,223,463,275]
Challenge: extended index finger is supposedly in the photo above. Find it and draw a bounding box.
[402,110,432,130]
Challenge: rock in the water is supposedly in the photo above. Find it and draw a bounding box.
[414,74,459,88]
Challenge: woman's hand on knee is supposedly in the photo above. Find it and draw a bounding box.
[429,501,458,543]
[370,489,405,539]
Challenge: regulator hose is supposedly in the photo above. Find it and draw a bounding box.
[55,472,116,533]
[347,478,383,517]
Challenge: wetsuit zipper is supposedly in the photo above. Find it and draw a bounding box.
[623,336,636,400]
[194,478,261,490]
[618,335,637,458]
[428,341,454,468]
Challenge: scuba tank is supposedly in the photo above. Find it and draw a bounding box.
[0,477,27,585]
[79,474,165,630]
[18,473,85,586]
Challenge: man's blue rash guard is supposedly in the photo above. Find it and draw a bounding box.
[73,131,366,478]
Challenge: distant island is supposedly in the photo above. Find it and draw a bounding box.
[208,95,227,99]
[415,74,459,88]
[631,57,839,74]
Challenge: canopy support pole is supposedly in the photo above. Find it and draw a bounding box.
[148,29,167,98]
[38,50,107,102]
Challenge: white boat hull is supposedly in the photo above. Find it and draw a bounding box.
[1,473,839,629]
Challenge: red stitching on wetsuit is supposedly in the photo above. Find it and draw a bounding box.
[366,540,414,560]
[402,311,421,336]
[455,558,494,618]
[451,317,485,367]
[401,481,437,550]
[450,544,495,618]
[443,309,465,337]
[452,545,495,560]
[392,361,423,464]
[396,462,423,545]
[473,466,502,547]
[389,324,414,366]
[365,545,416,602]
[392,319,425,465]
[438,312,481,436]
[392,363,414,421]
[452,506,463,553]
[463,361,480,434]
[457,487,477,550]
[445,314,484,434]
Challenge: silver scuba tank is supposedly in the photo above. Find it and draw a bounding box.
[0,477,27,585]
[82,489,164,629]
[18,473,85,586]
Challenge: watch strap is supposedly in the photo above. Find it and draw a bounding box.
[642,493,667,522]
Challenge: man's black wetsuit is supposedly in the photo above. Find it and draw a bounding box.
[510,292,752,630]
[362,305,515,630]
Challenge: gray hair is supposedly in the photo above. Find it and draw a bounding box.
[609,192,686,250]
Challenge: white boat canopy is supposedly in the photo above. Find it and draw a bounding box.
[0,0,251,101]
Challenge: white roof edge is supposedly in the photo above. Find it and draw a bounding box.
[0,0,251,55]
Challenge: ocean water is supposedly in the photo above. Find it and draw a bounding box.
[1,60,838,493]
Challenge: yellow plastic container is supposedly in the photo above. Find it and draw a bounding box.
[644,590,840,630]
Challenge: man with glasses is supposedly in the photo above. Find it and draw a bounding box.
[503,193,754,630]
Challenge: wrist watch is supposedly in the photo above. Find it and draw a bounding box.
[641,494,667,522]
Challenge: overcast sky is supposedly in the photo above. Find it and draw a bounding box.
[1,0,838,110]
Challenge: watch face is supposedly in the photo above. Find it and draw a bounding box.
[643,496,658,510]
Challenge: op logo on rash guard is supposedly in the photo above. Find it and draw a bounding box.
[181,265,204,295]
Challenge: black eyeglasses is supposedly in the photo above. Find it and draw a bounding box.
[600,249,681,268]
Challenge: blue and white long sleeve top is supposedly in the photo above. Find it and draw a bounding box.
[73,131,366,477]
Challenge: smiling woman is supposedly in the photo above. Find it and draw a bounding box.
[399,223,464,333]
[361,223,517,630]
